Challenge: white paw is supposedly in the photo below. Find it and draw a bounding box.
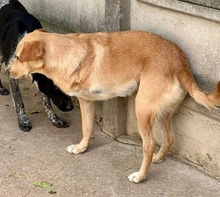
[67,144,87,154]
[67,144,78,154]
[128,171,146,183]
[128,172,139,183]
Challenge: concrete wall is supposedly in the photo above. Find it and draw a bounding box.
[20,0,105,33]
[19,0,220,178]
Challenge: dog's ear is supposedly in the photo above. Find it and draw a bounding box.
[19,41,45,63]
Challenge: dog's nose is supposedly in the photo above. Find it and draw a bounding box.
[9,70,18,79]
[9,70,15,77]
[59,102,74,112]
[65,103,74,111]
[9,69,14,75]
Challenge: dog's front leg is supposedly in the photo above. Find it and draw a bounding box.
[39,91,69,128]
[8,77,32,131]
[67,98,95,154]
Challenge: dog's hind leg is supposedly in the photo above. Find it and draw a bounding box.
[39,91,69,128]
[128,75,159,183]
[152,113,173,163]
[8,76,32,131]
[152,80,186,163]
[128,102,155,183]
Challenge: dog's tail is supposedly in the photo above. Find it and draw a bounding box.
[178,64,220,109]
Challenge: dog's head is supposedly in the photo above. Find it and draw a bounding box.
[10,30,74,111]
[10,34,45,79]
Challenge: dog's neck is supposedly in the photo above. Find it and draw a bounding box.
[34,65,78,95]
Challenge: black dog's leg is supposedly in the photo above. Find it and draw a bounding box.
[0,62,10,95]
[8,76,32,131]
[0,77,9,95]
[39,91,69,128]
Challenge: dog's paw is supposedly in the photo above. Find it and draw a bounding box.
[128,171,147,183]
[67,144,88,154]
[52,118,69,128]
[152,153,165,164]
[18,117,32,132]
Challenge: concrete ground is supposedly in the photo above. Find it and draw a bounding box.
[0,75,220,197]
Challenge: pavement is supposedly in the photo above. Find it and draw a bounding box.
[0,74,220,197]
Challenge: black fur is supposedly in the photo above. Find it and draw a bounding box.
[0,0,74,131]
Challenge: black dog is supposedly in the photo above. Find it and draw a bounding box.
[0,0,74,131]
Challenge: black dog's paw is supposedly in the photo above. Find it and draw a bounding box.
[0,87,10,95]
[18,114,32,131]
[19,120,32,132]
[52,118,69,128]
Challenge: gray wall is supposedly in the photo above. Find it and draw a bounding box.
[20,0,220,179]
[21,0,105,32]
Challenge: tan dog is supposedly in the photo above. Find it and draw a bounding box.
[10,29,220,183]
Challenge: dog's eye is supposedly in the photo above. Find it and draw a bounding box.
[14,55,19,60]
